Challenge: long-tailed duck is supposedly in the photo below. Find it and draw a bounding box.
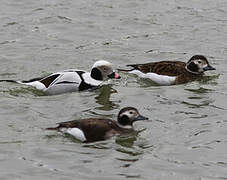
[119,55,215,85]
[0,60,120,95]
[47,107,148,143]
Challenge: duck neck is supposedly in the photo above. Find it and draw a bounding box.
[116,122,133,129]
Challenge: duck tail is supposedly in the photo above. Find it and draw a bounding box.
[0,79,18,83]
[46,127,59,131]
[117,64,141,72]
[126,64,141,69]
[0,76,44,84]
[117,68,134,72]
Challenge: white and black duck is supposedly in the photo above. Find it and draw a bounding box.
[0,60,120,95]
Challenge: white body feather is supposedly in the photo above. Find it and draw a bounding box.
[17,80,46,91]
[60,128,87,142]
[129,70,176,85]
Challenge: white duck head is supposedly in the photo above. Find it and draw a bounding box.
[91,60,121,80]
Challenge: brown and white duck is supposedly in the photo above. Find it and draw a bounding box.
[119,55,215,85]
[0,60,120,95]
[47,107,148,143]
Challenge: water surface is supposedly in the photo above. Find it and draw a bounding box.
[0,0,227,179]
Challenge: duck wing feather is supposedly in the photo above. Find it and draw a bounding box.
[55,118,120,142]
[127,61,186,76]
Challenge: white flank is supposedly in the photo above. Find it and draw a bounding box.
[129,70,176,85]
[52,72,80,84]
[17,81,46,90]
[66,128,86,142]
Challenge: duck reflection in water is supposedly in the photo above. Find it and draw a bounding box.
[94,84,119,111]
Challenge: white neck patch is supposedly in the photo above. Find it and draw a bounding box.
[83,72,103,86]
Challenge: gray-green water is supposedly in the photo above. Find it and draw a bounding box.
[0,0,226,179]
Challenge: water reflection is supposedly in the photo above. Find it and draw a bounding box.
[184,87,213,94]
[198,74,219,85]
[94,85,119,111]
[83,141,111,149]
[7,87,45,97]
[182,100,213,108]
[115,129,146,148]
[183,86,215,109]
[115,134,138,148]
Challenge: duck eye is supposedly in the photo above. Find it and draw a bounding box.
[129,111,133,114]
[198,60,202,64]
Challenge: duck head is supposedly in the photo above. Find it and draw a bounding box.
[91,60,121,81]
[117,107,148,129]
[185,55,215,74]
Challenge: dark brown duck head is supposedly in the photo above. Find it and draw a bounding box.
[185,55,215,74]
[117,107,148,128]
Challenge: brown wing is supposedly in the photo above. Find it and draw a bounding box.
[57,118,118,142]
[40,74,60,88]
[127,61,186,76]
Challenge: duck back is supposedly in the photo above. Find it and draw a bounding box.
[127,61,186,76]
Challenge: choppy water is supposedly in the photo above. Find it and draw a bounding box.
[0,0,227,179]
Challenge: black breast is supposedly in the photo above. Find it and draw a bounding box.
[76,71,96,91]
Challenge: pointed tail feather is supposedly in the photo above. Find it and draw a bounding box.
[0,79,19,83]
[117,68,134,72]
[0,76,44,84]
[21,77,45,83]
[117,64,141,72]
[126,64,142,69]
[46,127,59,131]
[126,64,138,67]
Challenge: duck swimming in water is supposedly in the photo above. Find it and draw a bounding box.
[119,55,215,85]
[47,107,148,143]
[0,60,120,95]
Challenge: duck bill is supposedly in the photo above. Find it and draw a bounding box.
[203,65,216,71]
[108,72,121,79]
[135,114,149,121]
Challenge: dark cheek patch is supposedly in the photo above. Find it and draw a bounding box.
[91,68,103,80]
[187,62,199,72]
[118,115,130,126]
